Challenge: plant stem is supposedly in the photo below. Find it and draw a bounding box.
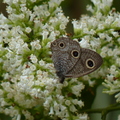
[80,103,120,120]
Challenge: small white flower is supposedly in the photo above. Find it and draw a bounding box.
[72,83,85,96]
[78,113,88,120]
[109,65,117,75]
[72,20,79,29]
[25,27,32,33]
[107,74,114,81]
[98,24,104,30]
[88,79,96,87]
[49,106,54,115]
[65,100,71,106]
[46,42,51,48]
[42,30,49,39]
[30,64,36,71]
[45,11,50,16]
[30,40,41,50]
[77,100,84,107]
[44,96,52,108]
[106,34,112,42]
[22,110,34,120]
[39,60,45,66]
[70,105,77,112]
[80,39,90,48]
[49,31,57,40]
[28,75,34,81]
[30,54,38,63]
[107,49,113,56]
[86,5,94,13]
[112,32,119,37]
[29,13,35,21]
[19,14,25,19]
[6,6,13,13]
[21,6,27,12]
[83,28,89,34]
[22,69,31,75]
[60,104,67,111]
[105,16,114,25]
[60,24,66,29]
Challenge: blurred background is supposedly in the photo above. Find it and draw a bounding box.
[0,0,120,120]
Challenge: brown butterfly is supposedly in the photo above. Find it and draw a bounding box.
[51,37,103,83]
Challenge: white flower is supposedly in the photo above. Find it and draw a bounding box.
[42,30,49,39]
[49,106,54,115]
[60,24,66,29]
[22,110,34,120]
[86,5,94,13]
[70,105,77,112]
[98,24,104,30]
[72,20,79,29]
[112,32,119,37]
[25,27,32,33]
[80,38,90,48]
[77,100,84,108]
[30,54,38,63]
[39,60,45,66]
[72,83,85,96]
[65,100,71,106]
[78,113,89,120]
[6,6,13,13]
[29,64,36,71]
[44,96,52,108]
[30,40,41,50]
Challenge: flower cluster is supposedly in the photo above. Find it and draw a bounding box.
[0,0,87,120]
[72,0,120,106]
[1,0,120,119]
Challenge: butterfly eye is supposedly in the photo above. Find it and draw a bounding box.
[86,59,95,69]
[71,50,79,58]
[59,42,65,48]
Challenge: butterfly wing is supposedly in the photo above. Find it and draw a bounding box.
[51,37,81,82]
[65,48,103,78]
